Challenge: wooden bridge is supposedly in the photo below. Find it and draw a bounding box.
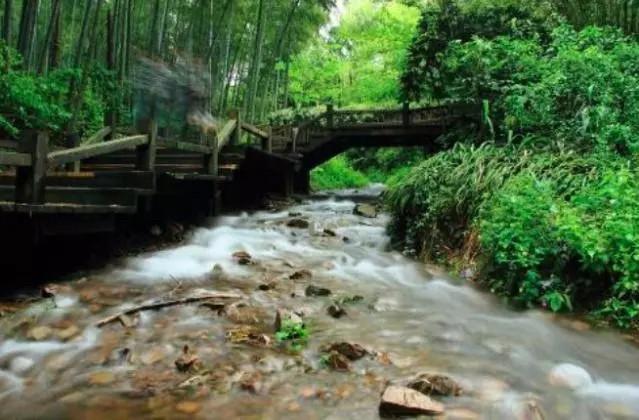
[0,103,480,236]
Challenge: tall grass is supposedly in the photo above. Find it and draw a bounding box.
[310,156,370,191]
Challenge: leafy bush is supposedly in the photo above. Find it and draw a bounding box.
[276,320,309,352]
[0,41,111,143]
[310,155,370,191]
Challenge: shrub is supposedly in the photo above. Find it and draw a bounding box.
[310,155,370,191]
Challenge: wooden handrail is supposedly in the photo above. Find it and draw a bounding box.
[241,122,268,139]
[217,119,237,149]
[0,140,18,150]
[84,127,113,145]
[0,152,32,167]
[156,138,212,154]
[48,134,149,166]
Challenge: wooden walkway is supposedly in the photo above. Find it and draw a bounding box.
[0,103,480,230]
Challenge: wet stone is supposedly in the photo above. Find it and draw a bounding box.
[325,351,350,372]
[232,251,253,265]
[408,373,463,397]
[287,218,310,229]
[88,371,116,386]
[305,285,332,297]
[55,325,81,341]
[175,345,200,372]
[353,203,378,218]
[327,304,347,318]
[325,342,368,360]
[290,269,312,280]
[175,401,201,414]
[323,228,337,237]
[379,385,445,417]
[28,326,53,341]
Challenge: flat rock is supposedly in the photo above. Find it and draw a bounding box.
[28,326,53,341]
[290,269,312,280]
[305,285,331,297]
[287,218,310,229]
[379,385,445,417]
[354,203,377,218]
[326,342,367,360]
[408,373,463,397]
[56,325,81,341]
[88,371,116,386]
[175,401,201,414]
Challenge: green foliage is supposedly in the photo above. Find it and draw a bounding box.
[0,42,109,142]
[401,0,555,101]
[289,0,420,107]
[310,156,370,191]
[275,320,309,352]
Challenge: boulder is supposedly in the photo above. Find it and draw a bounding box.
[305,285,332,297]
[326,342,368,360]
[287,218,310,229]
[548,363,593,389]
[408,373,463,397]
[379,385,445,417]
[354,203,377,218]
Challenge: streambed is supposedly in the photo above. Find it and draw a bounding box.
[1,186,639,419]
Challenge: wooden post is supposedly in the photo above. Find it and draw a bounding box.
[402,101,410,126]
[261,127,273,152]
[204,131,218,175]
[15,130,49,204]
[327,103,334,129]
[228,109,241,145]
[64,132,81,172]
[136,118,157,170]
[291,127,298,153]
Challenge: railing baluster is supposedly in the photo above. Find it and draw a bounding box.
[15,130,49,204]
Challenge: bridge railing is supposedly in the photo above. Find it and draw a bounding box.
[0,112,245,205]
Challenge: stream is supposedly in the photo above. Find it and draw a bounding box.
[1,185,639,419]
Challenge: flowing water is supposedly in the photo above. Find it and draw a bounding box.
[1,185,639,419]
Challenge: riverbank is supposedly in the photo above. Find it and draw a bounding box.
[2,188,639,418]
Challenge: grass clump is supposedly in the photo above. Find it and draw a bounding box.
[310,155,370,191]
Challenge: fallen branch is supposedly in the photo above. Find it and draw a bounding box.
[95,292,242,327]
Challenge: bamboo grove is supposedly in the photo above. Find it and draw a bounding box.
[0,0,334,141]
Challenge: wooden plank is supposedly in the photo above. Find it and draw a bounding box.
[0,186,139,207]
[0,152,32,167]
[84,127,113,145]
[48,135,148,166]
[0,140,18,150]
[156,138,212,154]
[217,119,238,148]
[0,202,136,214]
[241,122,268,139]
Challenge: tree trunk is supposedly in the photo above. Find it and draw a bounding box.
[245,0,266,122]
[2,0,12,44]
[49,1,61,69]
[38,0,61,74]
[73,0,93,68]
[149,0,161,56]
[17,0,38,70]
